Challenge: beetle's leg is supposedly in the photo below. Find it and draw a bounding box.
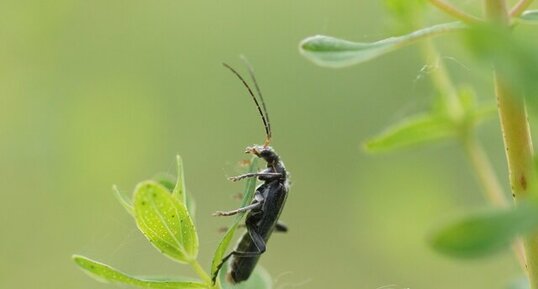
[220,221,286,233]
[212,201,261,217]
[211,219,267,284]
[228,172,281,182]
[212,252,234,284]
[275,221,288,233]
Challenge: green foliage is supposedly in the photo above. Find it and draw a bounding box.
[364,87,496,153]
[75,155,270,289]
[429,202,538,258]
[299,22,464,68]
[299,2,538,287]
[134,181,199,263]
[211,158,259,280]
[364,113,455,152]
[73,255,206,289]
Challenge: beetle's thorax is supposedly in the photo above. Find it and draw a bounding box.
[246,144,287,178]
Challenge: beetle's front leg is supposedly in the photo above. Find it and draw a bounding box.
[213,191,264,217]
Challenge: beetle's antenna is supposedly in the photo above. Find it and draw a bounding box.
[240,56,271,146]
[223,63,270,143]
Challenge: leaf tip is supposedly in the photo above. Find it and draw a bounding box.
[72,254,91,268]
[299,35,325,51]
[72,254,82,262]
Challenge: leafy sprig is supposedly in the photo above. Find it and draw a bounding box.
[74,156,271,289]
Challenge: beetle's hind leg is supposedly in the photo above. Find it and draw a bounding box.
[275,221,288,233]
[211,219,267,284]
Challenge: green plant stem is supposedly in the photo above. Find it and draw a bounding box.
[495,75,538,286]
[189,260,212,285]
[485,0,510,23]
[495,78,534,199]
[484,1,538,287]
[420,37,528,269]
[428,0,482,23]
[510,0,535,17]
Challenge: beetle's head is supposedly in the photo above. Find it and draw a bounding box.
[245,144,278,164]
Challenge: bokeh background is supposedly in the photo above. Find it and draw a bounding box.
[1,1,536,288]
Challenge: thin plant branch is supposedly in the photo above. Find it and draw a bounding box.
[510,0,535,17]
[463,137,507,207]
[428,0,482,23]
[189,260,212,285]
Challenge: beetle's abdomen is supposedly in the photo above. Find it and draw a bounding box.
[226,234,264,283]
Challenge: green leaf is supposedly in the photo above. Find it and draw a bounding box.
[210,158,259,280]
[113,185,134,216]
[153,170,196,219]
[218,261,272,289]
[173,155,187,204]
[134,181,198,263]
[364,113,455,153]
[299,22,464,68]
[73,255,206,289]
[429,202,538,258]
[519,10,538,23]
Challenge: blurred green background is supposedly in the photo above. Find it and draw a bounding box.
[1,1,533,288]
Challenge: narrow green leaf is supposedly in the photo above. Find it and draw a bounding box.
[73,255,207,289]
[364,113,455,153]
[218,262,272,289]
[134,181,198,263]
[113,185,134,216]
[299,22,464,68]
[173,155,187,204]
[429,202,538,258]
[519,10,538,23]
[210,158,259,279]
